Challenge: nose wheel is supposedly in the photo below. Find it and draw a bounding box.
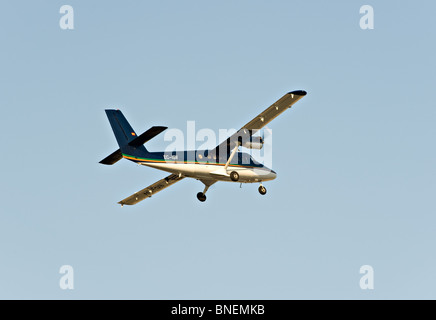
[197,192,207,202]
[258,185,267,195]
[197,181,215,202]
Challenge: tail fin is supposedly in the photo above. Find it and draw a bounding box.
[105,109,138,147]
[100,109,167,165]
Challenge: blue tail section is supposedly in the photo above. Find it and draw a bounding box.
[105,109,140,148]
[100,109,167,165]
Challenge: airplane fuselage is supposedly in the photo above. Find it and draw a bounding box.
[122,150,277,183]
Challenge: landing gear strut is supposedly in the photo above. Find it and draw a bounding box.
[197,181,215,202]
[258,184,267,195]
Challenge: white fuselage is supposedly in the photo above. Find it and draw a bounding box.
[141,162,277,183]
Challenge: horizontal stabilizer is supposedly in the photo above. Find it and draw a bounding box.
[100,126,167,165]
[128,126,167,147]
[99,149,123,165]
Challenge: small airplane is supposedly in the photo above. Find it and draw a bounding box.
[100,90,307,205]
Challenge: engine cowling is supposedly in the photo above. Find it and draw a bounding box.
[241,136,264,149]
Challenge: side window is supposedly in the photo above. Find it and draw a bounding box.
[242,154,248,165]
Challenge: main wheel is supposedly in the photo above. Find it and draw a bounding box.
[230,171,239,182]
[197,192,207,202]
[258,185,267,195]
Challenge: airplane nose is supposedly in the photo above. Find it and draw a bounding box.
[256,167,277,180]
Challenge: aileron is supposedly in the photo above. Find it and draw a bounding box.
[242,90,306,133]
[118,173,185,206]
[214,90,307,151]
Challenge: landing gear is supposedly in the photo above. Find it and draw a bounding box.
[196,181,216,202]
[258,185,267,195]
[197,192,207,202]
[230,171,239,182]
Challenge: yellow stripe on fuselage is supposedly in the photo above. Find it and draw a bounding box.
[121,154,254,168]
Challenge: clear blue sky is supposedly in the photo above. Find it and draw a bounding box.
[0,1,435,299]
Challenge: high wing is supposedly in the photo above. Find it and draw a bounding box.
[213,90,307,151]
[118,173,185,206]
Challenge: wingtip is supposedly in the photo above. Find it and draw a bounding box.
[288,90,307,96]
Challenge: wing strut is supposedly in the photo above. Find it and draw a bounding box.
[224,144,240,171]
